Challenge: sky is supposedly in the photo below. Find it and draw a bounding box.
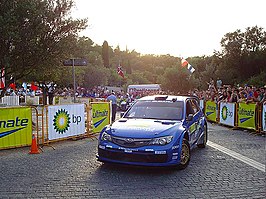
[71,0,266,58]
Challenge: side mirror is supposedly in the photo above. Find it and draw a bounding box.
[120,112,125,118]
[187,114,193,121]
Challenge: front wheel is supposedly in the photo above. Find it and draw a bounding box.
[198,124,208,148]
[177,139,190,169]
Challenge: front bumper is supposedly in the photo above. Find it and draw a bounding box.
[97,143,180,167]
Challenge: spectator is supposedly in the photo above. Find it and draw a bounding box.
[48,83,55,105]
[107,92,117,122]
[229,89,239,103]
[216,78,222,89]
[246,86,254,103]
[238,91,247,103]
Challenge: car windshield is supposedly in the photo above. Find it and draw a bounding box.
[124,100,184,120]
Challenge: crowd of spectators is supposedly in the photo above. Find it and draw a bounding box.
[1,79,265,106]
[188,78,266,105]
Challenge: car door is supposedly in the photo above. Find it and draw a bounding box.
[185,99,201,146]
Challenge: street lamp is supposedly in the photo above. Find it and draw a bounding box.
[63,58,88,103]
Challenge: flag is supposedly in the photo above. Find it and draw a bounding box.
[181,58,188,67]
[187,63,195,74]
[0,68,5,89]
[117,65,125,78]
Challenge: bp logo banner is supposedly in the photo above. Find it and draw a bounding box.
[205,101,217,122]
[91,102,111,133]
[48,104,85,140]
[263,104,266,132]
[237,103,256,130]
[0,107,32,149]
[219,102,235,127]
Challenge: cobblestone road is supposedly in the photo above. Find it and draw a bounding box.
[0,123,265,198]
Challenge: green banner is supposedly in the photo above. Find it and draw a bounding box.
[205,101,217,122]
[237,103,256,130]
[91,102,111,133]
[0,107,32,149]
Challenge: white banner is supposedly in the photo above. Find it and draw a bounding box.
[219,102,235,127]
[263,104,266,132]
[59,97,73,104]
[48,104,85,140]
[25,96,39,105]
[2,96,19,106]
[199,100,204,111]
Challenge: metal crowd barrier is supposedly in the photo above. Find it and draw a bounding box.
[201,100,265,133]
[0,101,111,150]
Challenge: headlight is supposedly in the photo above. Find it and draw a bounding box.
[150,136,173,145]
[101,132,112,141]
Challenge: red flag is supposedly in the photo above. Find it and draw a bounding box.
[0,68,5,89]
[181,58,188,67]
[117,65,125,78]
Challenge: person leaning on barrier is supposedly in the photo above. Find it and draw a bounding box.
[229,89,239,103]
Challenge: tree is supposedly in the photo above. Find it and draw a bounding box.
[217,26,266,84]
[83,66,109,89]
[102,40,109,67]
[0,0,87,95]
[160,67,194,94]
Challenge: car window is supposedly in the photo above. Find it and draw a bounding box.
[186,100,194,116]
[124,100,184,120]
[186,99,200,116]
[190,99,200,114]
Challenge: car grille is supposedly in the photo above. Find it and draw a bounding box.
[112,137,151,148]
[98,149,168,163]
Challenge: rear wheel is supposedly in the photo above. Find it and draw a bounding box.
[198,124,207,148]
[177,139,190,169]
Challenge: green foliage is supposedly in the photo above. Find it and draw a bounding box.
[0,0,87,86]
[0,4,264,96]
[160,67,194,94]
[102,40,109,67]
[83,66,109,89]
[246,71,266,87]
[217,26,266,84]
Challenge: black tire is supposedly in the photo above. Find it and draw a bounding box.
[177,139,190,169]
[198,124,207,148]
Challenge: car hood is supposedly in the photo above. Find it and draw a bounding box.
[109,118,184,138]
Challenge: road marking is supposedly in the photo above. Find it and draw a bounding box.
[207,141,265,172]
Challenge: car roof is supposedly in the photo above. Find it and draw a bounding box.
[138,95,195,102]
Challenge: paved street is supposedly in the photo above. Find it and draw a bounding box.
[0,122,265,198]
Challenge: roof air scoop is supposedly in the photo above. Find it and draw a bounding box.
[155,95,168,100]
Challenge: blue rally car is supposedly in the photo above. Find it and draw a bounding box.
[97,95,207,169]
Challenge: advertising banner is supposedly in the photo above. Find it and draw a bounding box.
[0,107,32,149]
[219,102,235,127]
[48,104,85,140]
[25,96,39,105]
[59,97,73,104]
[237,103,256,130]
[263,103,266,132]
[205,100,217,122]
[91,102,111,133]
